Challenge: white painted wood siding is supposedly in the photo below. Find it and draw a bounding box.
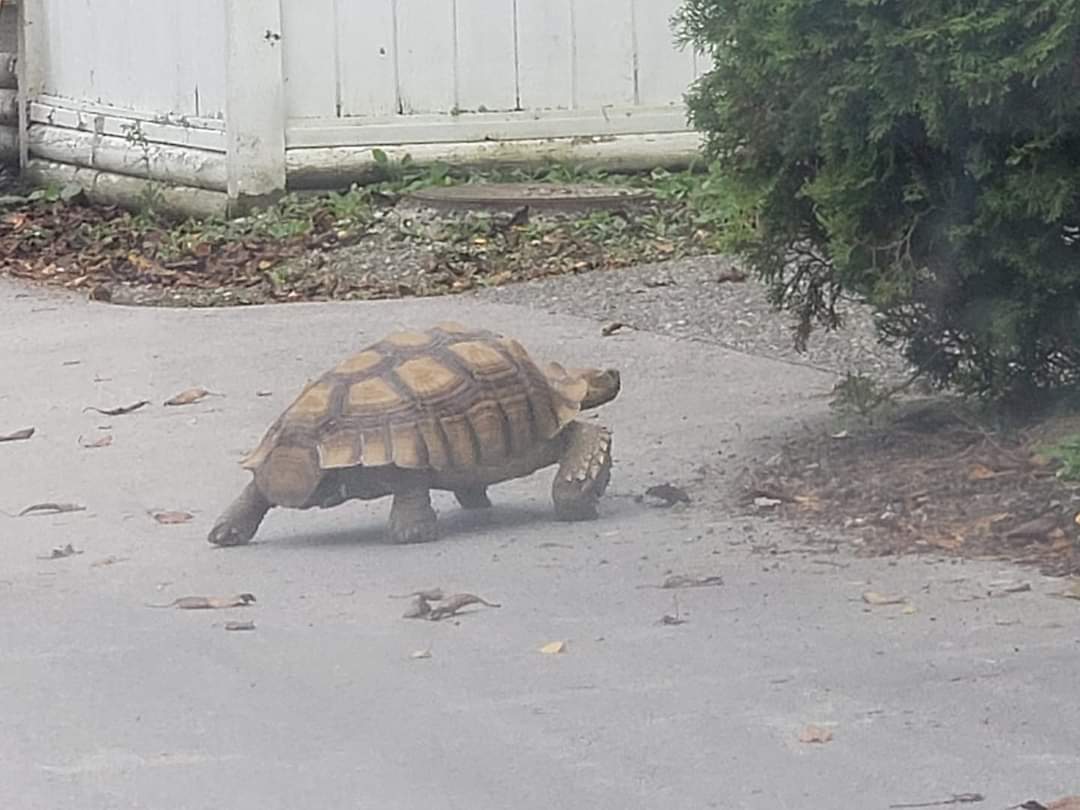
[279,0,696,120]
[33,0,226,119]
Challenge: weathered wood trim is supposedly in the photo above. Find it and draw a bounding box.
[28,124,228,191]
[24,158,228,218]
[29,100,226,152]
[286,131,704,189]
[224,0,287,210]
[31,94,225,130]
[286,105,692,148]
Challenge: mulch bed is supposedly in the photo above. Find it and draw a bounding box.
[0,195,708,306]
[738,403,1080,577]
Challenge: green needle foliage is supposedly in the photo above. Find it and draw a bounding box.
[676,0,1080,404]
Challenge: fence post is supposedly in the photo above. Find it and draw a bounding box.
[224,0,286,214]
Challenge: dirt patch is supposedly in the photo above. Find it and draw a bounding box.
[737,403,1080,576]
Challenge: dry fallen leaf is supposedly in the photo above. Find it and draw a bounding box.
[147,593,256,609]
[83,400,150,416]
[163,387,217,406]
[427,593,501,621]
[224,620,256,631]
[901,605,918,615]
[153,510,194,525]
[390,587,445,601]
[988,580,1032,597]
[0,427,34,442]
[798,725,834,744]
[644,483,691,507]
[37,543,83,560]
[402,595,433,619]
[17,502,87,517]
[1052,580,1080,601]
[660,574,724,589]
[78,434,113,448]
[540,641,567,655]
[256,390,273,397]
[410,649,433,660]
[862,591,907,606]
[967,463,1003,481]
[715,268,748,283]
[601,322,629,337]
[1006,514,1060,541]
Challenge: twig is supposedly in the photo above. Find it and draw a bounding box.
[888,793,985,809]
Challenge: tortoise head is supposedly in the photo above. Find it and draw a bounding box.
[577,367,621,409]
[544,362,620,409]
[556,366,620,410]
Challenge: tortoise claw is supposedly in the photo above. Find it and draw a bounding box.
[208,482,270,547]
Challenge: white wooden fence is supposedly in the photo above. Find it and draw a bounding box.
[16,0,703,215]
[0,0,18,163]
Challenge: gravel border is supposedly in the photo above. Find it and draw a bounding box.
[471,254,913,383]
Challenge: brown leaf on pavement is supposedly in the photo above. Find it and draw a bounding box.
[660,574,724,589]
[798,725,834,744]
[862,591,907,606]
[644,483,691,506]
[0,427,34,442]
[163,387,218,406]
[83,400,150,416]
[147,593,257,609]
[17,502,87,517]
[37,543,83,560]
[427,593,501,621]
[152,510,194,524]
[78,434,113,448]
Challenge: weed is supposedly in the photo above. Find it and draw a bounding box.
[1044,433,1080,481]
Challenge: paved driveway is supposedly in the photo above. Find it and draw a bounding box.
[2,279,1077,809]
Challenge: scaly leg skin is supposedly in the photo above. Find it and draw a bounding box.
[208,481,272,546]
[454,485,492,510]
[388,487,438,544]
[552,422,613,521]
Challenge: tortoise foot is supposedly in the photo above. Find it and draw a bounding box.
[454,486,492,510]
[552,422,612,522]
[208,482,271,546]
[388,488,438,544]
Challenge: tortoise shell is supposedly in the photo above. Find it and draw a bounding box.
[241,322,589,507]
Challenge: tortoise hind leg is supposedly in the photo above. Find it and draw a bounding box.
[551,422,613,521]
[388,487,438,543]
[454,485,492,510]
[208,481,272,546]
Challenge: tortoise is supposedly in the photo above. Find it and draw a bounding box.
[208,322,621,546]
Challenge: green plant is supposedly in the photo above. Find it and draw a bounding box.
[1045,432,1080,480]
[676,0,1080,403]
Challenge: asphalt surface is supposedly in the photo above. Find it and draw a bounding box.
[2,277,1078,810]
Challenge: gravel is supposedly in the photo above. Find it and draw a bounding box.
[471,254,913,383]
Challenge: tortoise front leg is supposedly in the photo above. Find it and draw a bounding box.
[388,487,438,544]
[208,481,272,546]
[454,485,492,510]
[551,422,613,521]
